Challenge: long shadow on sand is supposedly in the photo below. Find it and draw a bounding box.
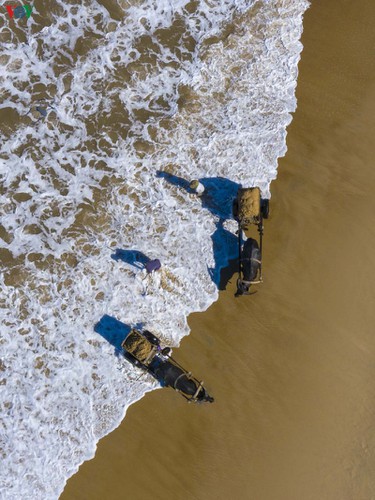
[111,249,150,269]
[95,315,139,356]
[156,171,239,220]
[157,171,240,289]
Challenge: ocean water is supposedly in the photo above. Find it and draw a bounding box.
[0,1,309,498]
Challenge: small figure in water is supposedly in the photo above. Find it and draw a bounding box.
[145,258,161,274]
[35,106,48,117]
[25,100,56,124]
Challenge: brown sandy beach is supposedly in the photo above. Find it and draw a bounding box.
[62,1,375,499]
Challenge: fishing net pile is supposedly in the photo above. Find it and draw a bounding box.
[237,188,261,226]
[123,331,154,363]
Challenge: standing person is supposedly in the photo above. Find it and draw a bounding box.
[189,179,205,196]
[145,259,161,274]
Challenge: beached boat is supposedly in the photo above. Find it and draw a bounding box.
[121,329,214,403]
[232,187,269,295]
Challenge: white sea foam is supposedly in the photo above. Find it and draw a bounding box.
[0,0,309,498]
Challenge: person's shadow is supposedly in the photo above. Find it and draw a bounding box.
[157,171,240,289]
[156,171,239,220]
[111,249,150,269]
[94,315,140,356]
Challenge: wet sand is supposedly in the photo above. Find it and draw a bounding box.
[61,1,375,499]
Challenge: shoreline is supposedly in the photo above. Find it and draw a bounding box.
[62,1,375,499]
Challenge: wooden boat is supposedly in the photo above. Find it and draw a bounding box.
[232,187,269,295]
[122,329,214,403]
